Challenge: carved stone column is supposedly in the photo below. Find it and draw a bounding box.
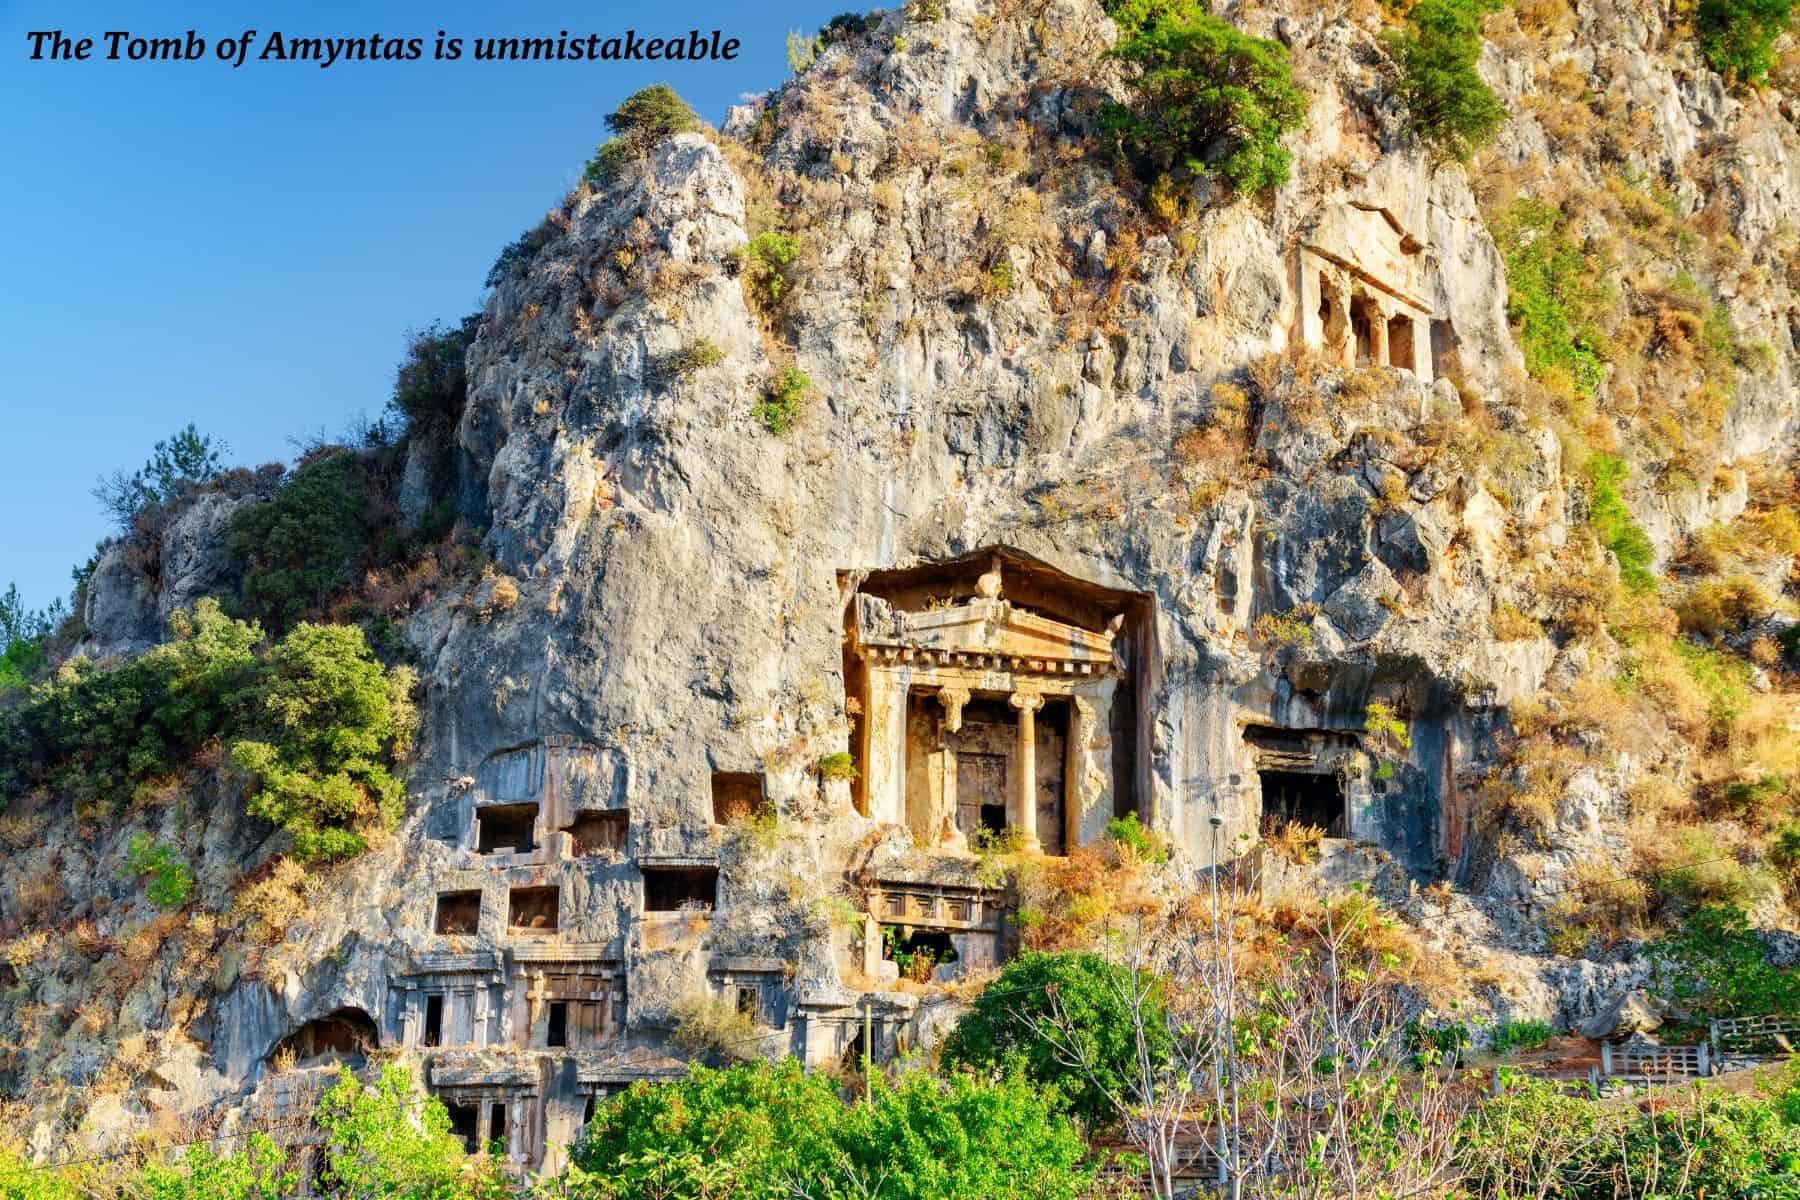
[937,686,971,846]
[1009,691,1044,852]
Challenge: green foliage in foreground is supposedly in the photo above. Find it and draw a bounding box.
[0,1067,507,1199]
[1697,0,1799,85]
[1382,0,1507,162]
[0,600,414,861]
[941,950,1170,1130]
[568,1058,1097,1200]
[1098,1,1306,194]
[1463,1066,1800,1199]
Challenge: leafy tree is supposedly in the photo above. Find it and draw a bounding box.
[139,1134,294,1199]
[941,951,1170,1129]
[92,423,229,530]
[390,317,480,434]
[1697,0,1799,84]
[584,84,699,184]
[1382,0,1507,162]
[314,1066,509,1198]
[1099,7,1307,194]
[835,1069,1096,1200]
[571,1059,1094,1200]
[230,621,416,861]
[0,584,60,689]
[229,451,377,632]
[2,601,413,861]
[4,599,260,808]
[572,1059,845,1197]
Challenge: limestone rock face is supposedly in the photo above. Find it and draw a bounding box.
[82,493,246,658]
[26,0,1800,1170]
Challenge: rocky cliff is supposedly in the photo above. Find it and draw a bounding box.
[5,0,1798,1174]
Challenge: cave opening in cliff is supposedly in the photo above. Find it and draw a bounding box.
[566,810,628,855]
[1260,770,1345,838]
[507,886,560,933]
[435,890,482,936]
[841,547,1156,854]
[711,772,768,825]
[477,803,538,854]
[643,866,717,912]
[271,1007,378,1066]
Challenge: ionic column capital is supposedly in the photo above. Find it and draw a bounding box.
[1008,690,1044,715]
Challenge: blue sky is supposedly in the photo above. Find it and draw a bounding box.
[1,0,848,613]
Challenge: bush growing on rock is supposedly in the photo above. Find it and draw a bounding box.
[228,450,381,633]
[389,316,478,437]
[1696,0,1799,84]
[583,83,699,185]
[1382,0,1508,162]
[229,621,417,861]
[91,422,228,533]
[1098,2,1306,194]
[0,600,414,861]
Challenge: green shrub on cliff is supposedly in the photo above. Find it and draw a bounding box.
[1382,0,1507,162]
[584,83,700,184]
[1099,2,1306,194]
[1696,0,1799,85]
[229,450,380,633]
[0,600,413,861]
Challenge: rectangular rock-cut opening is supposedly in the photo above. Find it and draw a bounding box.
[643,866,718,912]
[488,1102,507,1149]
[1387,314,1415,371]
[424,994,445,1047]
[1351,294,1378,362]
[446,1101,480,1151]
[1260,769,1346,838]
[566,810,628,855]
[883,925,960,983]
[547,1001,568,1048]
[711,772,768,825]
[735,985,758,1016]
[507,886,560,934]
[477,803,538,854]
[1431,318,1459,378]
[435,890,482,936]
